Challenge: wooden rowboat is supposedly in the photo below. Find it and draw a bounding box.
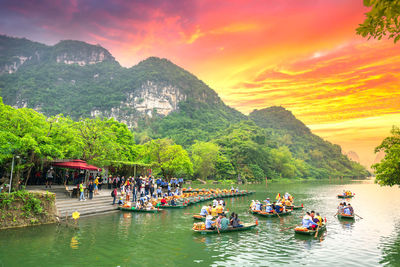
[337,213,355,220]
[254,210,292,217]
[286,205,303,210]
[294,223,326,236]
[119,207,162,213]
[193,223,257,234]
[337,194,354,199]
[160,205,185,209]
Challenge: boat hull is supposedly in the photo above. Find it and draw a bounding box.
[294,224,326,236]
[193,223,257,234]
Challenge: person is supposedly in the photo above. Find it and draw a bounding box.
[219,199,225,207]
[205,215,215,230]
[200,206,208,216]
[94,177,99,195]
[45,168,54,189]
[314,212,323,226]
[170,198,176,206]
[265,203,273,213]
[211,205,218,217]
[157,187,162,198]
[220,214,229,230]
[167,183,171,196]
[250,200,256,210]
[79,182,86,201]
[347,203,354,215]
[88,180,94,200]
[216,203,224,215]
[215,214,223,228]
[338,202,344,213]
[231,213,243,228]
[302,212,318,230]
[264,198,270,204]
[161,197,167,206]
[255,200,262,211]
[112,188,117,205]
[118,192,124,205]
[64,171,70,186]
[274,202,283,213]
[213,198,218,207]
[229,212,235,226]
[207,204,213,215]
[125,185,131,202]
[146,201,154,210]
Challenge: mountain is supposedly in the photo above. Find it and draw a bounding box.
[249,107,369,178]
[0,35,369,180]
[345,150,361,163]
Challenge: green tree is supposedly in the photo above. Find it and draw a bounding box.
[372,126,400,186]
[356,0,400,43]
[191,141,220,180]
[141,139,193,178]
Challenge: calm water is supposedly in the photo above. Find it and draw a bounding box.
[1,180,400,267]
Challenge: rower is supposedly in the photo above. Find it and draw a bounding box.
[314,212,323,226]
[347,203,354,215]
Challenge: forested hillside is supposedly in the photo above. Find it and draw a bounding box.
[0,35,369,182]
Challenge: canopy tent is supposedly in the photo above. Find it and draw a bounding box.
[52,159,101,171]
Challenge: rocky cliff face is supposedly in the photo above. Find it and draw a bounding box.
[91,81,187,128]
[0,35,115,74]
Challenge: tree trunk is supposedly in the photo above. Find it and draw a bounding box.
[24,152,36,186]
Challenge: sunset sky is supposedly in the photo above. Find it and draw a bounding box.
[1,0,399,166]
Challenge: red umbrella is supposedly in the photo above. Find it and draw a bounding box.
[52,159,101,171]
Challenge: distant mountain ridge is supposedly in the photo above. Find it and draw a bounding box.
[0,35,369,180]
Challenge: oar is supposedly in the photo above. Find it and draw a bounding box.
[314,225,320,237]
[355,213,363,219]
[280,225,297,231]
[333,212,338,218]
[273,210,280,218]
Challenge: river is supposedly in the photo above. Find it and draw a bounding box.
[0,179,399,266]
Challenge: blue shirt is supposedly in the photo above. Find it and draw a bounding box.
[200,208,208,216]
[265,206,272,212]
[205,219,214,229]
[302,218,317,228]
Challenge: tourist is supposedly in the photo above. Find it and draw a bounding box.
[167,183,171,196]
[126,184,131,202]
[347,203,354,215]
[216,203,224,215]
[45,168,54,189]
[207,204,213,215]
[265,203,273,213]
[220,214,229,230]
[94,176,99,195]
[302,212,317,230]
[157,187,162,198]
[213,198,218,207]
[118,192,124,205]
[112,188,117,205]
[205,215,215,230]
[255,200,262,211]
[216,214,223,228]
[211,205,218,217]
[231,213,243,228]
[79,181,86,201]
[200,205,208,216]
[161,197,167,206]
[229,212,235,226]
[170,197,176,206]
[88,181,94,199]
[264,198,270,204]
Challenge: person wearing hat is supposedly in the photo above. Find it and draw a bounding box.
[205,215,216,230]
[264,198,270,204]
[200,206,208,216]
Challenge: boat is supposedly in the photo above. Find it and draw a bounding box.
[337,213,355,220]
[159,204,185,209]
[119,206,162,213]
[193,222,257,234]
[294,223,326,236]
[253,210,292,217]
[337,194,354,199]
[286,205,303,210]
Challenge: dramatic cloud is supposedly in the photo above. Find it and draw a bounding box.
[0,0,398,165]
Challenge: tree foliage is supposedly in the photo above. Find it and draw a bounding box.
[356,0,400,43]
[372,126,400,186]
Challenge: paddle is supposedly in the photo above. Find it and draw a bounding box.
[355,213,363,219]
[280,225,297,231]
[333,212,338,218]
[273,210,280,218]
[314,225,320,237]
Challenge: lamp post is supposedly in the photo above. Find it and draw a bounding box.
[9,155,19,193]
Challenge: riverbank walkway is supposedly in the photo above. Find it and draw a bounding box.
[27,185,117,218]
